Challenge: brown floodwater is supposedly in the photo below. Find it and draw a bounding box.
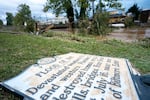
[107,28,150,42]
[50,28,150,43]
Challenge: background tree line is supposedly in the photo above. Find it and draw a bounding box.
[0,1,143,35]
[4,4,35,32]
[2,0,124,35]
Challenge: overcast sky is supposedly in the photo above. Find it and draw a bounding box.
[0,0,150,24]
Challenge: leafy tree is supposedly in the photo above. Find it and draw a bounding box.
[124,17,134,27]
[13,4,35,32]
[14,4,32,25]
[0,19,3,26]
[89,0,122,36]
[43,0,91,32]
[77,0,122,19]
[43,0,74,32]
[127,4,140,20]
[78,0,89,20]
[91,12,110,36]
[96,0,122,13]
[44,0,122,35]
[6,12,13,25]
[25,19,35,32]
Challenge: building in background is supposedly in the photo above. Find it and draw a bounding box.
[38,17,68,25]
[108,11,126,24]
[140,9,150,23]
[108,11,126,27]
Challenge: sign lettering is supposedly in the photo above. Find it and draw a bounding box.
[1,53,139,100]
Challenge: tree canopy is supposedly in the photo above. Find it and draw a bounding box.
[13,4,35,32]
[0,19,3,26]
[127,4,140,20]
[6,12,14,26]
[44,0,122,20]
[78,0,89,20]
[44,0,74,31]
[14,4,32,25]
[43,0,122,34]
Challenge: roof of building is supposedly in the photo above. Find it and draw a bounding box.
[109,14,126,18]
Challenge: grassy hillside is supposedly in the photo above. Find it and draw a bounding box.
[0,32,150,99]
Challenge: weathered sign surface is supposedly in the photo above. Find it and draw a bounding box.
[0,53,140,100]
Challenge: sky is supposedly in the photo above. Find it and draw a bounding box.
[0,0,150,24]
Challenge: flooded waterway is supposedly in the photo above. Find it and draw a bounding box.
[107,28,150,42]
[49,28,150,43]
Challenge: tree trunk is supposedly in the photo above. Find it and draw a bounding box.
[79,3,86,20]
[66,3,74,33]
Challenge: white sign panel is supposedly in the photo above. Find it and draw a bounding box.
[1,53,139,100]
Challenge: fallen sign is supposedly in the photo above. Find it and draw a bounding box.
[0,52,150,100]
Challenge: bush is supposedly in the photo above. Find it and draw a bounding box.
[138,38,150,48]
[0,19,3,26]
[78,18,89,35]
[90,12,111,36]
[77,12,111,36]
[25,19,35,32]
[42,31,54,37]
[124,17,134,27]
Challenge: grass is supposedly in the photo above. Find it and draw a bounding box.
[0,31,150,99]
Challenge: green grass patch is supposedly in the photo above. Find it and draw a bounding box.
[0,32,150,81]
[0,32,150,99]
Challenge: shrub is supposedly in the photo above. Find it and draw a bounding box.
[42,31,54,37]
[124,17,134,27]
[25,19,35,32]
[90,12,111,36]
[78,18,89,35]
[0,19,3,26]
[138,38,150,48]
[77,12,111,36]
